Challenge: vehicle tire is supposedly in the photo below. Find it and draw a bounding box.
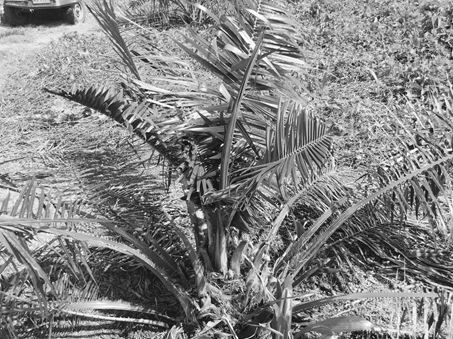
[65,2,86,25]
[3,6,30,26]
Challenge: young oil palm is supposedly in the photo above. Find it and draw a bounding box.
[42,0,453,336]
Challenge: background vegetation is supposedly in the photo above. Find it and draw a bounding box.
[1,0,453,338]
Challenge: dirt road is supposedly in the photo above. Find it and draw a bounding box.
[0,10,100,99]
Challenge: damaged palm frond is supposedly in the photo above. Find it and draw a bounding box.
[88,0,141,79]
[43,85,184,167]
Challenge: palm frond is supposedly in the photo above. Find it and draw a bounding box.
[118,0,189,29]
[295,150,453,273]
[220,30,265,190]
[117,0,313,124]
[292,291,437,314]
[0,178,199,328]
[284,93,453,289]
[162,205,208,298]
[0,180,94,318]
[331,221,453,288]
[175,2,310,104]
[0,296,175,328]
[88,0,141,79]
[364,99,453,238]
[44,86,184,167]
[210,101,337,209]
[31,227,198,321]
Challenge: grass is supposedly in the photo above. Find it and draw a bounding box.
[0,27,26,39]
[1,0,453,337]
[289,0,452,150]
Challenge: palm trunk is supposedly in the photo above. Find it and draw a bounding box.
[214,210,228,274]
